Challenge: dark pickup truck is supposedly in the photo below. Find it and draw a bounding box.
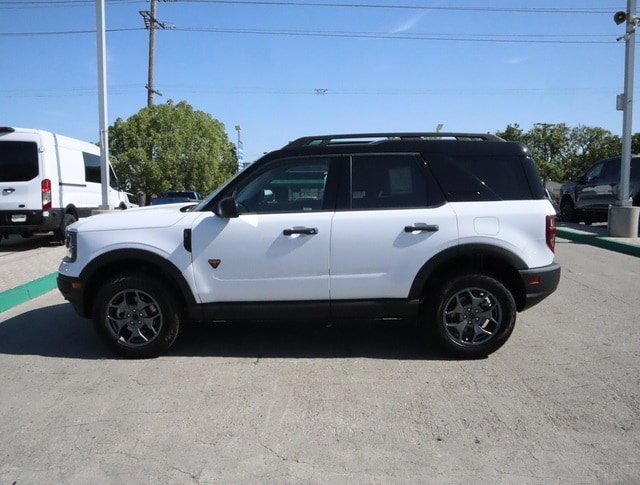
[150,190,202,205]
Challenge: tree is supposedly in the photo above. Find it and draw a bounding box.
[109,100,238,202]
[497,123,625,182]
[495,123,526,143]
[564,126,620,179]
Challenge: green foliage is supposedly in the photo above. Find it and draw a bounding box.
[496,123,623,182]
[109,100,238,201]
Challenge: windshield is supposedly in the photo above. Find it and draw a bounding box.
[193,171,242,211]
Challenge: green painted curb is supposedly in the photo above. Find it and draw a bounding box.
[557,228,640,258]
[0,273,57,313]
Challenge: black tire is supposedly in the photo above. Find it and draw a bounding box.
[93,272,183,358]
[559,198,576,222]
[427,273,516,358]
[55,212,77,243]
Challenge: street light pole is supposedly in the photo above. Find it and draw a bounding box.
[96,0,111,209]
[610,0,640,237]
[235,125,243,171]
[618,0,636,207]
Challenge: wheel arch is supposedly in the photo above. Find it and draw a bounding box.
[79,248,196,319]
[63,204,79,219]
[409,244,528,311]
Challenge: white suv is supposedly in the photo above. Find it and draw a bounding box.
[58,133,560,359]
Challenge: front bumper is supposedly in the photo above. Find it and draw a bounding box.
[518,262,561,310]
[57,274,89,318]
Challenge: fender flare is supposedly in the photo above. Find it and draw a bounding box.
[408,243,527,300]
[80,248,197,309]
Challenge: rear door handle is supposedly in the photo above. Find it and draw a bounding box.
[2,188,15,194]
[283,227,318,236]
[404,224,439,233]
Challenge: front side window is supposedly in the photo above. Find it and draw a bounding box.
[234,157,330,213]
[349,154,429,209]
[0,141,39,182]
[109,165,119,189]
[585,161,605,180]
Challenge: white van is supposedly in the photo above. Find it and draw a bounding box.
[0,126,122,240]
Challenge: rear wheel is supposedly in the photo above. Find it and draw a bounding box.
[93,272,183,358]
[54,212,77,243]
[427,273,516,358]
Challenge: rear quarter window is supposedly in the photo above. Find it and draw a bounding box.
[425,153,539,201]
[0,141,39,182]
[83,152,101,183]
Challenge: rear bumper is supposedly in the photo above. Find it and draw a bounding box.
[0,209,62,235]
[518,262,561,310]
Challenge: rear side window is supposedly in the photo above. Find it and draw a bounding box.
[83,152,101,183]
[426,154,537,201]
[347,154,434,209]
[0,141,39,182]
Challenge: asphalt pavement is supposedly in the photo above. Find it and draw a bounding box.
[1,222,639,314]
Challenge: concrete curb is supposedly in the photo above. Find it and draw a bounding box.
[0,273,57,313]
[557,227,640,258]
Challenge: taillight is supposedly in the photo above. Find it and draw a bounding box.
[42,178,52,211]
[546,214,557,252]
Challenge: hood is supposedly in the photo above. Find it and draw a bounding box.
[70,203,196,232]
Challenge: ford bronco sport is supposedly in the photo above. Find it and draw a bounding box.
[57,133,560,359]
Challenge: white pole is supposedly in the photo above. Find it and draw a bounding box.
[97,0,111,209]
[619,0,636,206]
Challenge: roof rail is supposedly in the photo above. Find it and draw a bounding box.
[284,132,504,149]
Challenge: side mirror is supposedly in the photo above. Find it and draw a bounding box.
[217,196,239,218]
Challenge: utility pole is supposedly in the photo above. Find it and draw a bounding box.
[140,0,170,106]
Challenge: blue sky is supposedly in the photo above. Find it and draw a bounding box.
[0,0,633,161]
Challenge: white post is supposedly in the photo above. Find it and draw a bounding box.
[610,0,640,236]
[97,0,111,210]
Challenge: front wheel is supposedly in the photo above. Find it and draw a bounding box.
[560,198,576,222]
[427,273,516,358]
[93,273,183,358]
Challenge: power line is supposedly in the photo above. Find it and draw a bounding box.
[0,27,617,44]
[171,27,617,44]
[0,0,612,14]
[180,1,611,15]
[0,85,626,98]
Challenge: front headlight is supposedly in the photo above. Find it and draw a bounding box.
[64,230,77,262]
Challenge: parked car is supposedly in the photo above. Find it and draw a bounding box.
[559,156,640,224]
[0,126,123,241]
[545,188,560,215]
[58,132,560,359]
[150,190,202,205]
[118,192,139,210]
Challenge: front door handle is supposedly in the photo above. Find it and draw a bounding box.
[404,224,439,233]
[283,227,318,236]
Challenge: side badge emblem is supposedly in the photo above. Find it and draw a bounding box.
[208,259,221,269]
